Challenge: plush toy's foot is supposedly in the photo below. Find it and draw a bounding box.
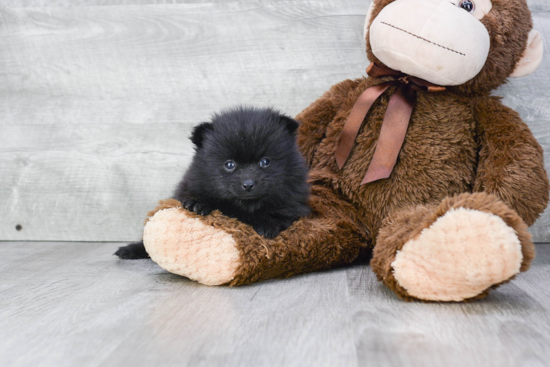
[392,207,522,301]
[372,193,535,302]
[143,205,241,286]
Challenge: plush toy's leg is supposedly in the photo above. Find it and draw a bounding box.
[143,183,370,286]
[371,192,535,302]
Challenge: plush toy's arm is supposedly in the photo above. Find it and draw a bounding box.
[296,79,361,166]
[474,97,549,226]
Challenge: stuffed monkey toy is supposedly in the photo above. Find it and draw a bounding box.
[120,0,549,302]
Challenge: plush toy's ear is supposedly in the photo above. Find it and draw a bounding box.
[363,1,375,42]
[190,122,214,148]
[510,30,544,78]
[279,115,300,134]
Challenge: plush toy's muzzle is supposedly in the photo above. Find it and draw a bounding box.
[369,0,490,85]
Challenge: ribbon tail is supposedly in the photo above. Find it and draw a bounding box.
[361,85,416,185]
[335,82,392,169]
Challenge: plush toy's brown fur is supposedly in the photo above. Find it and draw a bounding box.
[207,0,548,298]
[142,0,548,302]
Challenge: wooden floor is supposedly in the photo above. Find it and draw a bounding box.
[1,242,549,367]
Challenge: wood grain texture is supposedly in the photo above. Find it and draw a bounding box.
[1,241,550,367]
[497,10,550,241]
[0,0,549,241]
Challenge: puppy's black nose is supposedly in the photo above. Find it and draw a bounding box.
[242,180,255,192]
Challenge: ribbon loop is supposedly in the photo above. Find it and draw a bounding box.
[335,81,392,169]
[334,63,445,184]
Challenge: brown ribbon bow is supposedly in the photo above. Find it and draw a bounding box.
[335,63,446,185]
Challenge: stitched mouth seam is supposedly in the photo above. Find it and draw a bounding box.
[381,22,466,57]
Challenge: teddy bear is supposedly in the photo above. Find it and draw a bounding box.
[123,0,549,302]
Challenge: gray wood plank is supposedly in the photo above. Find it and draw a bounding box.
[0,123,195,241]
[0,0,549,242]
[0,0,368,241]
[498,11,550,241]
[1,242,550,367]
[348,254,550,367]
[0,241,357,367]
[2,0,548,10]
[1,0,255,7]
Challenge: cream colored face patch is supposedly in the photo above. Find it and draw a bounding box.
[364,0,492,38]
[367,0,491,85]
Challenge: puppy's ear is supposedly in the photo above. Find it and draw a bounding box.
[190,122,214,148]
[279,115,300,134]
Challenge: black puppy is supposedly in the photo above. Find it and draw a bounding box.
[115,107,310,259]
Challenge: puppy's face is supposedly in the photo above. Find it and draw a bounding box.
[218,155,274,201]
[190,108,302,210]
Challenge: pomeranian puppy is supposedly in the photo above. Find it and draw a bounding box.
[115,106,310,259]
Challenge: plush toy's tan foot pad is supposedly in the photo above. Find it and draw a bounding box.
[391,208,523,302]
[143,208,241,285]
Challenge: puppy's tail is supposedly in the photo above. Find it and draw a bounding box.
[114,240,149,260]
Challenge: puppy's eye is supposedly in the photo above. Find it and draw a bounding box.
[224,160,236,171]
[259,158,271,168]
[459,0,475,12]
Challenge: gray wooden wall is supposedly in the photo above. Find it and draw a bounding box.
[1,0,549,242]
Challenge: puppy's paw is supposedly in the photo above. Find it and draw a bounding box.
[193,202,213,216]
[254,217,296,238]
[254,226,282,239]
[182,198,197,211]
[182,199,213,216]
[114,242,149,259]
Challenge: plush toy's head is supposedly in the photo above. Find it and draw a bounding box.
[364,0,543,94]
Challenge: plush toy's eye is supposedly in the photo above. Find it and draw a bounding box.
[459,0,475,13]
[259,158,271,168]
[224,160,236,171]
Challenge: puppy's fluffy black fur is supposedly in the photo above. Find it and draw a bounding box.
[115,107,310,259]
[176,106,311,235]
